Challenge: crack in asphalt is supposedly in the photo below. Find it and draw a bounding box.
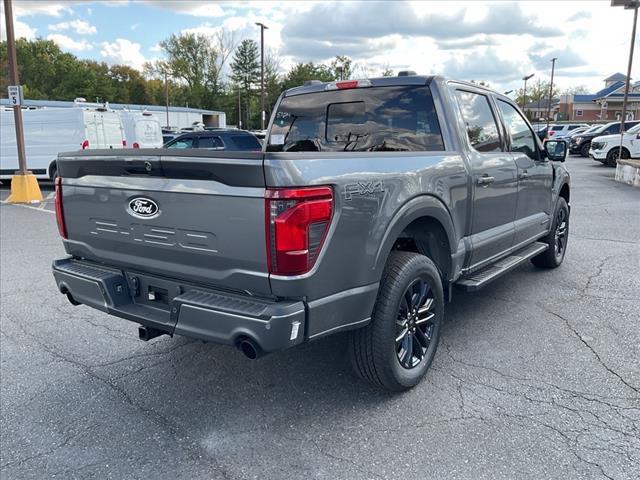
[467,290,639,396]
[437,340,639,479]
[0,315,224,475]
[546,309,639,396]
[582,255,617,294]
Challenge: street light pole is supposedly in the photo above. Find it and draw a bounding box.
[164,70,170,129]
[255,22,269,131]
[522,73,534,114]
[3,0,42,203]
[546,57,557,130]
[611,0,638,163]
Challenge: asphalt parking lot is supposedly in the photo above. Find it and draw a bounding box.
[1,156,639,480]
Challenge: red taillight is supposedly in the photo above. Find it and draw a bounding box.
[265,186,333,275]
[336,80,358,89]
[325,79,372,91]
[81,139,89,149]
[122,139,127,147]
[133,142,140,149]
[548,131,555,136]
[54,176,67,239]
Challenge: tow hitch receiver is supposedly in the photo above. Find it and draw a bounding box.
[138,325,166,342]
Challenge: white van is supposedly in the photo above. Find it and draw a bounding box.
[118,110,163,149]
[1,106,125,180]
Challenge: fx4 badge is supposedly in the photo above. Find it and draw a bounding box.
[344,180,385,200]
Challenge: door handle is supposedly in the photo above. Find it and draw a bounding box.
[519,170,529,180]
[477,175,495,186]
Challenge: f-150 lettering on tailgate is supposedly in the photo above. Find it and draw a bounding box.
[89,218,218,253]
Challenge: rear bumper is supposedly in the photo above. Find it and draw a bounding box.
[52,258,305,353]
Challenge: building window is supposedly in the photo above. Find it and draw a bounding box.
[575,109,583,117]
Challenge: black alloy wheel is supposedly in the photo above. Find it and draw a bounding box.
[395,278,436,369]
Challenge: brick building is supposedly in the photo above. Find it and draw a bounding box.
[555,73,640,122]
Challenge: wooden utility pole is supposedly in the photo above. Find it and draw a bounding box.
[4,0,42,203]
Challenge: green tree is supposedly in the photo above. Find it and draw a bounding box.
[561,85,589,95]
[148,32,223,109]
[381,68,394,77]
[281,62,334,91]
[230,39,259,90]
[330,55,353,80]
[515,80,556,107]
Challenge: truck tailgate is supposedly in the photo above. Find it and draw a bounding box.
[56,150,270,296]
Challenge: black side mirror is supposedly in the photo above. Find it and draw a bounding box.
[545,140,567,162]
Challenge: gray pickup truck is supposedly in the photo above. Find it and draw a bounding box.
[52,75,570,391]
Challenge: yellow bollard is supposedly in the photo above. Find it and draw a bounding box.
[6,172,43,203]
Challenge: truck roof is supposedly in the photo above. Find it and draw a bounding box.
[284,75,436,97]
[283,75,508,102]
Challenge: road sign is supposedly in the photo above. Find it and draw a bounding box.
[8,85,22,106]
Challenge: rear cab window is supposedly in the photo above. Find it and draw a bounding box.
[267,85,444,152]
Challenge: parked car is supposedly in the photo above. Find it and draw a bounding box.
[547,123,588,140]
[553,125,591,143]
[531,124,549,141]
[570,120,640,157]
[1,105,125,181]
[589,123,640,166]
[52,75,570,391]
[163,129,262,151]
[118,110,163,149]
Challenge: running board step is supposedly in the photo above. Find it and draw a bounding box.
[455,242,548,292]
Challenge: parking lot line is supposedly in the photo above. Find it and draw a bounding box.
[0,200,55,214]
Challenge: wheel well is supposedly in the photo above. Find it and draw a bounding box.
[393,217,451,281]
[559,183,570,204]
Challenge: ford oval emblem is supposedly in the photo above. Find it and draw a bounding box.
[128,197,159,218]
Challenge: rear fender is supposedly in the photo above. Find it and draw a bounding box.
[374,195,460,281]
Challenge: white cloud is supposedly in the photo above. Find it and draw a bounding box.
[13,1,74,16]
[46,33,93,52]
[49,19,97,35]
[0,17,37,41]
[100,38,147,70]
[141,0,226,17]
[149,43,162,52]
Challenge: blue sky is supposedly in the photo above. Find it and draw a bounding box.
[2,1,639,94]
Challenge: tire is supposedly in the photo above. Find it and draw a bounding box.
[349,251,444,391]
[531,197,569,269]
[49,161,58,181]
[580,142,590,157]
[605,147,628,167]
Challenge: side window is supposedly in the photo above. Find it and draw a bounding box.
[497,100,538,161]
[197,136,223,149]
[455,90,501,152]
[167,137,194,149]
[608,124,620,135]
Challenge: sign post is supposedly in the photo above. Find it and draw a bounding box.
[4,0,42,203]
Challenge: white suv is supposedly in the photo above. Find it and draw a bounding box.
[589,123,640,166]
[547,124,588,140]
